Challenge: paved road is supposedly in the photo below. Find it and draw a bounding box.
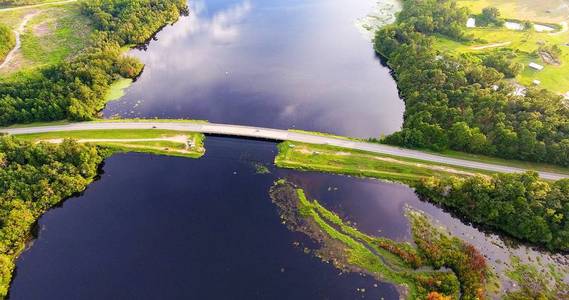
[2,121,568,180]
[0,0,77,12]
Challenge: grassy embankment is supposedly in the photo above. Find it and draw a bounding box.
[0,24,15,63]
[275,141,569,186]
[0,1,91,75]
[270,181,491,299]
[14,129,206,158]
[434,0,569,93]
[284,129,569,177]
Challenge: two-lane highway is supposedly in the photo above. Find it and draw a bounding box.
[2,121,568,181]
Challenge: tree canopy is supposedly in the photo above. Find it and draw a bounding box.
[0,137,104,297]
[0,0,187,126]
[417,172,569,251]
[375,0,569,167]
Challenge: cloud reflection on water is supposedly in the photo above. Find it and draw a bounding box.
[157,0,252,46]
[104,0,404,138]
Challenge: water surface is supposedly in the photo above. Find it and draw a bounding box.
[103,0,403,138]
[11,138,569,298]
[10,138,400,299]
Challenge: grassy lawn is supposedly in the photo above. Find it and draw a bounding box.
[14,129,206,158]
[433,26,569,93]
[0,1,91,75]
[275,141,494,185]
[457,0,569,23]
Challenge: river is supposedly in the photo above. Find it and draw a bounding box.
[8,0,568,299]
[102,0,403,138]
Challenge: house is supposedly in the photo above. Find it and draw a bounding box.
[466,18,476,28]
[528,62,544,71]
[532,80,541,85]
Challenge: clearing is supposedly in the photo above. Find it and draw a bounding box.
[434,0,569,94]
[15,129,206,158]
[457,0,569,23]
[0,0,91,75]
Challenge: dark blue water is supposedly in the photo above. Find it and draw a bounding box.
[11,137,544,299]
[102,0,403,138]
[10,138,404,299]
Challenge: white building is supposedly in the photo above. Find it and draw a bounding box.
[534,24,555,32]
[505,21,523,30]
[532,80,541,85]
[528,62,544,71]
[466,18,476,28]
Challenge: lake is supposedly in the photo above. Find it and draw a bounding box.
[102,0,403,138]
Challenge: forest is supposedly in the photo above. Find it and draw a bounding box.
[0,0,187,126]
[375,0,569,166]
[0,137,104,297]
[417,172,569,251]
[0,24,15,63]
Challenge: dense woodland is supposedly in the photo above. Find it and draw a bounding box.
[375,0,569,166]
[0,24,15,63]
[417,172,569,252]
[0,0,187,125]
[0,137,104,297]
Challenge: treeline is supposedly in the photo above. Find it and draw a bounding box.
[0,137,104,297]
[0,0,187,126]
[375,0,569,166]
[416,172,569,252]
[0,24,15,63]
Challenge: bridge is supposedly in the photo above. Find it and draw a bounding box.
[2,121,568,181]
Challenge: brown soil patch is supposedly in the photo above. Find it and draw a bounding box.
[33,21,51,36]
[539,50,561,65]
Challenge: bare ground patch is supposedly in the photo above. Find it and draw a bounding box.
[32,20,51,36]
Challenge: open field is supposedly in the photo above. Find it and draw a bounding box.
[0,1,90,75]
[275,141,494,185]
[457,0,569,23]
[15,129,206,158]
[433,25,569,93]
[432,0,569,94]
